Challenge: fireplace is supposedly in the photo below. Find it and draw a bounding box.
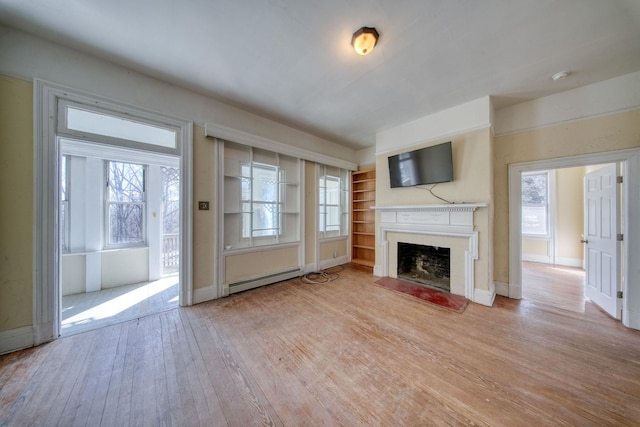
[373,203,487,303]
[397,243,450,292]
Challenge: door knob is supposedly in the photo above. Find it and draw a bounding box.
[580,239,588,244]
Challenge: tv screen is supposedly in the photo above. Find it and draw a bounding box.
[388,141,453,188]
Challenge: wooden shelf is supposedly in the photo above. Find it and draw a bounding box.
[351,168,375,271]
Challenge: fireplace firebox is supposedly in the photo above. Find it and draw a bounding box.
[397,242,450,292]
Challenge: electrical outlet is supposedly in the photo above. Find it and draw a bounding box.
[333,251,337,258]
[198,201,210,210]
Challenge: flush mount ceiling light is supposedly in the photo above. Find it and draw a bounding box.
[351,27,379,56]
[551,71,570,81]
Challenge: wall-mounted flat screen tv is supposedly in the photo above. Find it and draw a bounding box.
[388,141,453,188]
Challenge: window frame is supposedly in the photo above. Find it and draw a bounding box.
[104,159,148,248]
[318,165,349,240]
[240,161,283,240]
[60,154,71,253]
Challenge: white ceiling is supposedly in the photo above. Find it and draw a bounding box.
[1,0,639,150]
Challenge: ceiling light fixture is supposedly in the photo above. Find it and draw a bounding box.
[351,27,379,56]
[551,71,570,81]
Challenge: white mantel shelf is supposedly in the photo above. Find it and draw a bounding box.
[372,203,487,212]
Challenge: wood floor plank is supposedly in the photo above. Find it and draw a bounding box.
[1,264,640,426]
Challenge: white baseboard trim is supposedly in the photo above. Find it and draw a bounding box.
[0,326,34,355]
[319,256,349,271]
[193,284,217,304]
[304,263,317,274]
[494,281,510,297]
[522,254,551,264]
[473,287,496,307]
[555,257,584,268]
[624,308,640,331]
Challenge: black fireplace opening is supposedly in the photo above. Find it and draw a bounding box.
[397,242,450,292]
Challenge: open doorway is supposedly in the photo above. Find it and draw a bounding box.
[520,163,620,316]
[520,166,589,312]
[59,145,181,336]
[509,149,640,330]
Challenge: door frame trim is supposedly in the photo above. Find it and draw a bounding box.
[33,80,193,345]
[508,148,640,329]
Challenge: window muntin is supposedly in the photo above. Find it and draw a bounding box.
[65,105,177,148]
[319,165,348,238]
[106,161,146,246]
[521,171,549,236]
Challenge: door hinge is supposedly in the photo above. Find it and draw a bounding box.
[617,234,624,241]
[617,291,623,299]
[617,176,623,184]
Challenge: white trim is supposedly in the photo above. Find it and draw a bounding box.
[494,281,509,297]
[193,284,217,304]
[522,254,551,264]
[228,269,302,294]
[60,138,180,167]
[205,122,357,171]
[0,326,34,355]
[555,257,584,268]
[508,148,640,330]
[474,287,496,307]
[32,80,194,351]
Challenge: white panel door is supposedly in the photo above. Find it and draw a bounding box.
[584,164,620,318]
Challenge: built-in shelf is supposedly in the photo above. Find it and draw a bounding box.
[351,168,376,271]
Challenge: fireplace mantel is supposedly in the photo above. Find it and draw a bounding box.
[372,203,488,304]
[373,203,486,233]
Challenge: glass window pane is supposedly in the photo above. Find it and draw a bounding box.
[522,173,547,205]
[522,206,548,235]
[66,106,176,148]
[108,162,145,202]
[109,203,144,244]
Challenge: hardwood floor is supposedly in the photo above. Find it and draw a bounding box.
[2,264,639,426]
[522,261,588,313]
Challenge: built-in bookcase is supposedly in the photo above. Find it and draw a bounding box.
[351,168,375,269]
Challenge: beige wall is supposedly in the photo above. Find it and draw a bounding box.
[493,110,640,283]
[0,75,33,332]
[192,125,217,290]
[375,128,494,291]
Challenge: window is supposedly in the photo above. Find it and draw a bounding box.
[318,165,349,238]
[106,160,146,246]
[64,103,177,149]
[522,171,550,236]
[241,162,282,238]
[223,142,300,249]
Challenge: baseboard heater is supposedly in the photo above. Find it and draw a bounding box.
[228,268,302,295]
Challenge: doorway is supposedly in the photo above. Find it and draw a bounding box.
[33,81,193,344]
[508,149,640,330]
[58,146,181,335]
[519,165,614,313]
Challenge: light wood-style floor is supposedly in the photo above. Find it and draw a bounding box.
[2,264,639,426]
[522,261,587,313]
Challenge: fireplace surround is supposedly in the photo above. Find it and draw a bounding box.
[373,203,486,302]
